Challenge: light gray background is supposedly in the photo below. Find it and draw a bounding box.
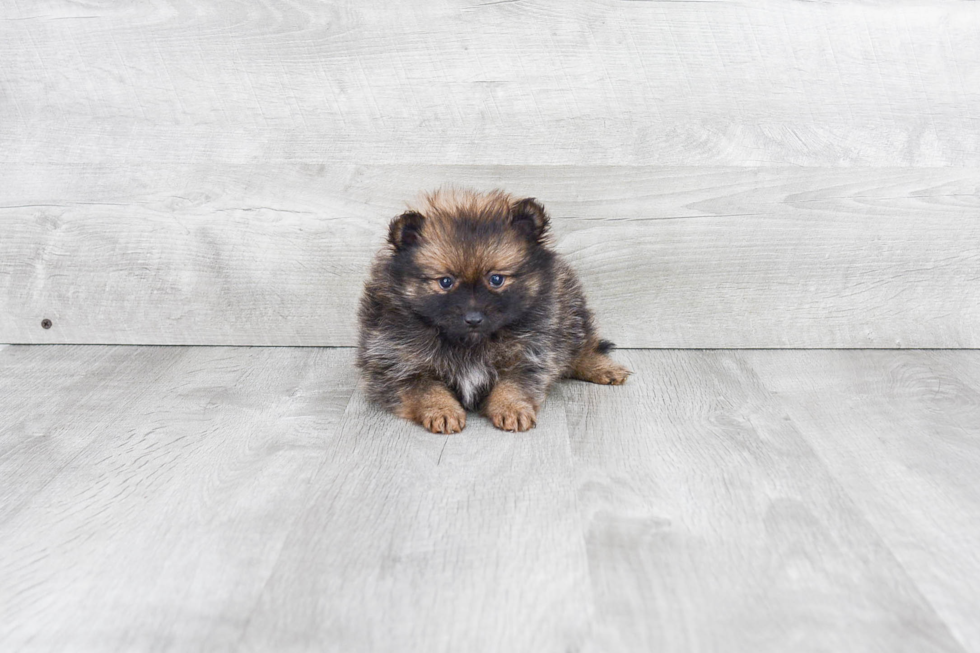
[2,0,977,347]
[2,2,980,652]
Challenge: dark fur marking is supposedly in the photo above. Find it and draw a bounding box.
[388,211,426,251]
[357,188,627,432]
[510,197,550,244]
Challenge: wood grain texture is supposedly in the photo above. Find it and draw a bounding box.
[3,0,978,347]
[3,346,980,651]
[562,349,968,653]
[0,346,358,651]
[0,346,183,525]
[745,350,980,653]
[2,165,977,347]
[1,0,978,167]
[237,385,592,653]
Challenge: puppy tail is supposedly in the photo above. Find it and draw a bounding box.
[596,339,616,354]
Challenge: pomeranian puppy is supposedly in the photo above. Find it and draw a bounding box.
[357,188,629,433]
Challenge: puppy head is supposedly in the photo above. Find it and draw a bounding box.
[386,188,553,344]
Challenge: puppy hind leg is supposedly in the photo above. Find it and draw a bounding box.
[569,343,631,386]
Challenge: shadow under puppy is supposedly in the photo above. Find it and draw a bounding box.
[357,188,630,433]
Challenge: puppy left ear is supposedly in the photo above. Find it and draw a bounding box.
[387,210,426,251]
[510,198,549,243]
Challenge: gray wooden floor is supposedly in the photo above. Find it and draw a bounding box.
[1,346,978,653]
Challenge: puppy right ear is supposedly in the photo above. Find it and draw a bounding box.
[387,211,426,251]
[510,198,550,244]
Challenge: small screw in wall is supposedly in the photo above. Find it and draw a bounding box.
[41,319,52,329]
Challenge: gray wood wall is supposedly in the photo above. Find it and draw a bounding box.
[2,0,978,347]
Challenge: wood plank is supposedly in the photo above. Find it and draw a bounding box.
[745,350,980,653]
[4,346,980,651]
[0,346,358,651]
[238,385,593,652]
[2,165,977,347]
[0,345,183,524]
[1,1,978,167]
[563,350,967,652]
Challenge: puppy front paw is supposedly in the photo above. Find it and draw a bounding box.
[396,383,467,434]
[485,392,537,432]
[420,404,466,434]
[482,378,540,432]
[487,402,536,432]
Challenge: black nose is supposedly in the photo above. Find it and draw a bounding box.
[464,311,484,327]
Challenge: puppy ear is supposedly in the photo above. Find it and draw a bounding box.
[510,198,549,243]
[387,210,426,251]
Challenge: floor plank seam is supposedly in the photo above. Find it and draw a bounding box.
[1,346,181,523]
[781,405,972,653]
[741,351,980,653]
[230,374,361,648]
[559,395,601,650]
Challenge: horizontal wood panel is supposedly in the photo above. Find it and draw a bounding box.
[1,1,978,167]
[1,165,977,347]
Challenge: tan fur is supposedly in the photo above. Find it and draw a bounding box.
[409,188,515,224]
[415,230,527,283]
[396,382,467,434]
[410,188,535,283]
[483,378,537,432]
[569,350,631,385]
[358,187,628,435]
[413,244,458,279]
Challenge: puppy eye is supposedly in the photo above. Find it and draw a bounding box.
[488,274,505,288]
[438,276,455,289]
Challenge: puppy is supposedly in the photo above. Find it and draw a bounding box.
[357,188,630,433]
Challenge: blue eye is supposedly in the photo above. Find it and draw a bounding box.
[489,274,505,288]
[438,276,454,289]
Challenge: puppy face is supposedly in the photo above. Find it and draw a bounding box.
[386,190,553,344]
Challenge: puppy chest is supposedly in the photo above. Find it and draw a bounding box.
[451,364,493,410]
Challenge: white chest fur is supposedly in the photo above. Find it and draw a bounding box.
[454,364,492,410]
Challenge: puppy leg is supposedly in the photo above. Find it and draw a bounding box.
[569,348,631,385]
[484,377,539,432]
[396,379,466,434]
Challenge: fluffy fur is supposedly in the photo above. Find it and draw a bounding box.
[357,188,630,433]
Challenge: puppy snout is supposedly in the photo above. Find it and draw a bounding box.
[464,311,484,327]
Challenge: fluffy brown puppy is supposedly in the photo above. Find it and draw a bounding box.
[357,188,630,434]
